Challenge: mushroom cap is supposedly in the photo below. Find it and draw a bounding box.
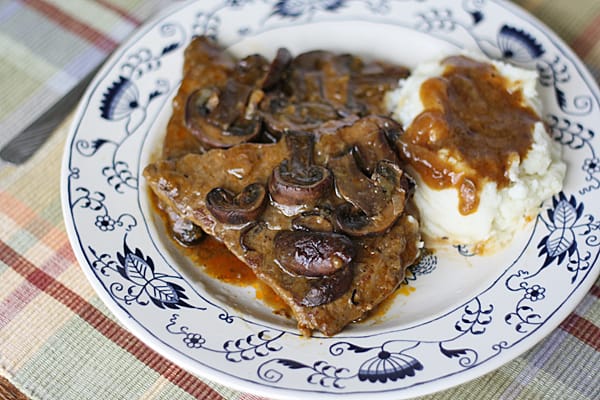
[261,47,293,90]
[274,230,355,277]
[185,87,262,149]
[298,266,353,307]
[268,162,333,205]
[335,115,402,174]
[260,96,339,135]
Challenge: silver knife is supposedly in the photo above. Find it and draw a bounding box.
[0,65,101,164]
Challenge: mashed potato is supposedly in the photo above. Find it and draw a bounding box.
[386,53,566,253]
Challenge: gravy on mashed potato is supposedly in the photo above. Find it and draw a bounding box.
[387,54,566,252]
[400,55,539,214]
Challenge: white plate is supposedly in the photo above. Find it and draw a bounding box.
[61,1,600,398]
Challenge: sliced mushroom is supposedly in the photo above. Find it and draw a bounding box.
[329,150,409,236]
[206,183,267,225]
[260,94,339,134]
[181,37,267,149]
[333,202,398,237]
[160,201,205,246]
[290,50,332,70]
[313,114,360,136]
[184,49,272,148]
[261,47,293,90]
[268,131,333,205]
[233,54,270,86]
[337,115,401,174]
[319,54,355,110]
[258,50,407,136]
[291,208,334,232]
[240,223,354,308]
[274,230,355,277]
[352,60,410,90]
[375,159,416,198]
[239,221,263,253]
[289,50,359,111]
[205,80,253,129]
[350,60,410,115]
[269,160,329,205]
[285,50,330,100]
[328,148,384,216]
[259,50,360,135]
[185,87,261,148]
[299,267,353,307]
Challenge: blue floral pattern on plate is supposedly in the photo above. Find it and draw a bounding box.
[61,1,600,398]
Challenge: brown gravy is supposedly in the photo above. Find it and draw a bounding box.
[399,55,540,215]
[149,42,419,329]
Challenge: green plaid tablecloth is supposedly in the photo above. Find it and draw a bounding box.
[1,1,598,399]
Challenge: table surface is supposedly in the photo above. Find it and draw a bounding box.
[1,1,599,399]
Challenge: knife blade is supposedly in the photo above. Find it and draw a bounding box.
[0,65,101,164]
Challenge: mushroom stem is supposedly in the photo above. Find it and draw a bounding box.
[268,132,333,205]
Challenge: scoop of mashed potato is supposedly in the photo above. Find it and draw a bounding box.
[386,53,566,253]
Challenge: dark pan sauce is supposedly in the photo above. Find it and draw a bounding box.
[184,236,292,318]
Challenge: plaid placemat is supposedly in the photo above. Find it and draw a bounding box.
[0,0,172,150]
[1,1,599,399]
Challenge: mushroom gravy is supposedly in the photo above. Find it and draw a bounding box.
[144,36,422,336]
[399,56,540,215]
[161,36,409,160]
[145,122,421,336]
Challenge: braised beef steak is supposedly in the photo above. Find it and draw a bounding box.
[143,36,420,336]
[161,36,409,159]
[144,122,421,336]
